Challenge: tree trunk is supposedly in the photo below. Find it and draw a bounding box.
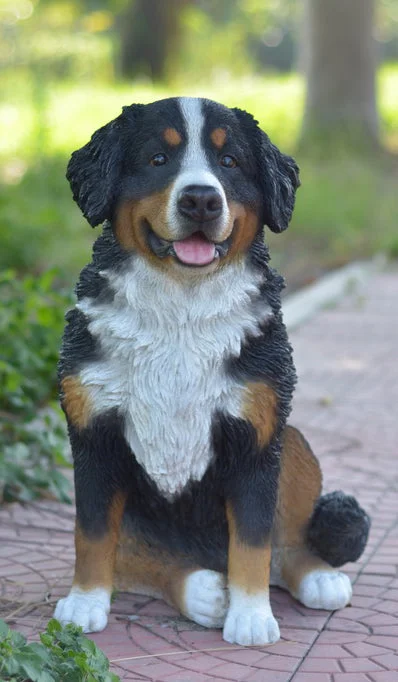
[300,0,379,152]
[118,0,188,81]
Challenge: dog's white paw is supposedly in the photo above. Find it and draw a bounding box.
[223,589,280,646]
[297,570,352,610]
[183,569,228,628]
[54,587,111,633]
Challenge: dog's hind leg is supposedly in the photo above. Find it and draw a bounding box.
[272,426,368,610]
[114,532,228,628]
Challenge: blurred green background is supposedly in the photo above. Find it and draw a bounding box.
[0,0,397,500]
[1,0,397,283]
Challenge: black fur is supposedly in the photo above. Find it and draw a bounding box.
[75,222,129,300]
[69,411,133,538]
[59,308,98,378]
[213,414,280,546]
[67,114,127,227]
[58,223,130,379]
[307,491,371,567]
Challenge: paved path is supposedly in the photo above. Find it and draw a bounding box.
[1,270,398,681]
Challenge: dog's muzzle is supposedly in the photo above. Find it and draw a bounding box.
[146,182,232,267]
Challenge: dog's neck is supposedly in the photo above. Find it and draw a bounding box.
[98,254,268,331]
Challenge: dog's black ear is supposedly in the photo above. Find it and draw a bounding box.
[67,105,143,227]
[233,108,300,233]
[66,116,124,227]
[258,134,300,233]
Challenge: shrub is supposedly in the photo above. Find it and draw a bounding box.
[0,618,120,682]
[0,269,72,503]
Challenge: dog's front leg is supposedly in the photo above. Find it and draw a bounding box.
[54,415,127,632]
[217,414,281,646]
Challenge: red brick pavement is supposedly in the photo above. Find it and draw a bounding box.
[1,270,397,681]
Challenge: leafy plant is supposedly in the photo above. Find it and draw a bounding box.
[0,269,73,503]
[0,618,120,682]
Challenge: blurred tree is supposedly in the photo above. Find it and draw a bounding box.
[5,0,395,84]
[301,0,380,152]
[118,0,190,80]
[189,0,299,73]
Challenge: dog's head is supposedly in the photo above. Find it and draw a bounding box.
[67,97,300,274]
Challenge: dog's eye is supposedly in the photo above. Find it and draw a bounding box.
[150,153,168,167]
[220,155,237,169]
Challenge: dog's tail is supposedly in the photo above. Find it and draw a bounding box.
[306,490,371,567]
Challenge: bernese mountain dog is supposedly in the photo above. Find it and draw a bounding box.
[54,97,370,646]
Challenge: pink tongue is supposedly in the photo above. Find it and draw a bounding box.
[173,233,216,266]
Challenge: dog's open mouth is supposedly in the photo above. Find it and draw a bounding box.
[145,222,231,267]
[173,233,216,266]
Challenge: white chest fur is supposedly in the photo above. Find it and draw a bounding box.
[77,258,270,498]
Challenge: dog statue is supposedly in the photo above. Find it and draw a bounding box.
[55,98,370,646]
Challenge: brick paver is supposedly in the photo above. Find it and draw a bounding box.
[1,270,397,681]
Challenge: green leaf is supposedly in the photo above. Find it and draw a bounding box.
[28,642,51,661]
[81,638,96,655]
[0,619,10,639]
[2,655,20,675]
[37,672,57,682]
[46,619,62,635]
[18,652,47,681]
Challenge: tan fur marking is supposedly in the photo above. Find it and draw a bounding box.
[61,376,92,430]
[115,531,198,612]
[163,127,182,146]
[274,425,330,592]
[211,127,227,149]
[242,382,278,448]
[222,203,260,262]
[277,426,322,548]
[282,548,334,594]
[115,190,173,250]
[73,492,126,590]
[114,193,176,272]
[226,502,271,593]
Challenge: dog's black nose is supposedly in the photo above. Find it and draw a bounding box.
[177,185,223,222]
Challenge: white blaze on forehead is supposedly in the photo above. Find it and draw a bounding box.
[167,97,229,236]
[179,97,208,171]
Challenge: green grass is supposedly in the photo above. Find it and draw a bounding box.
[0,65,397,281]
[0,156,91,276]
[270,155,397,288]
[0,71,303,162]
[2,65,396,160]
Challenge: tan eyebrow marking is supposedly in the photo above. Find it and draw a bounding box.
[210,127,227,149]
[163,128,182,146]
